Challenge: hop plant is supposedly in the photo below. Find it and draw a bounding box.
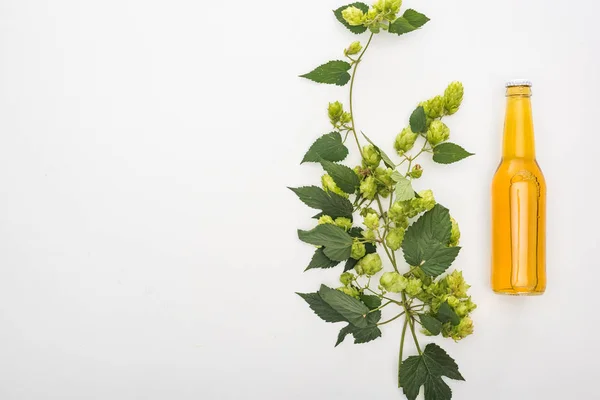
[386,227,405,250]
[345,41,362,56]
[355,253,383,276]
[322,174,347,197]
[295,4,476,399]
[449,217,460,247]
[341,6,365,26]
[359,175,377,199]
[380,271,408,292]
[351,240,367,259]
[422,95,445,119]
[362,144,381,167]
[340,272,355,286]
[394,127,418,155]
[444,81,464,115]
[427,120,450,146]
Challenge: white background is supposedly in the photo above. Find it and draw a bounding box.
[1,0,599,399]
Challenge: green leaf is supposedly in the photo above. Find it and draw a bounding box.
[300,60,352,86]
[403,9,430,28]
[433,142,474,164]
[436,302,461,326]
[419,241,461,277]
[335,324,354,346]
[359,294,382,310]
[419,314,442,335]
[409,106,427,133]
[424,376,452,400]
[305,248,340,271]
[289,186,353,219]
[360,131,396,169]
[333,2,369,34]
[335,323,382,346]
[318,284,370,328]
[296,292,347,323]
[399,343,463,400]
[389,9,430,36]
[423,343,464,381]
[394,175,415,201]
[399,355,427,399]
[351,325,382,343]
[302,132,349,163]
[298,224,353,261]
[320,159,360,194]
[389,17,417,35]
[402,205,459,276]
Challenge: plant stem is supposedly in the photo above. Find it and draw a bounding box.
[401,293,422,354]
[378,311,405,326]
[348,32,375,158]
[398,317,409,388]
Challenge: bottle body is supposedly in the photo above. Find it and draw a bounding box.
[491,83,546,295]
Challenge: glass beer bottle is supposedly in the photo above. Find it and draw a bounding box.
[491,80,546,295]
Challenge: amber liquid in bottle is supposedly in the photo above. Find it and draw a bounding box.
[491,83,546,295]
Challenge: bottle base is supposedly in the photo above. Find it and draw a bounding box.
[492,288,545,296]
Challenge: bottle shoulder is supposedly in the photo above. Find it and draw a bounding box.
[492,158,546,185]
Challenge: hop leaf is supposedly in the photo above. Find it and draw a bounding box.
[399,343,464,400]
[300,60,352,86]
[432,143,474,164]
[302,132,349,164]
[389,9,430,36]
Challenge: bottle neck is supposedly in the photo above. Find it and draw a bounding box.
[502,86,535,160]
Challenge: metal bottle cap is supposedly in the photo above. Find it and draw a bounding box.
[506,79,532,88]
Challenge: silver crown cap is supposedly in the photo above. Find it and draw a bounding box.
[506,79,532,87]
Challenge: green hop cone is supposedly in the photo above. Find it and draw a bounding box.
[380,271,408,293]
[340,112,352,124]
[351,240,367,259]
[340,272,355,286]
[362,229,376,242]
[318,215,335,225]
[373,0,402,14]
[426,120,450,146]
[405,278,423,297]
[355,253,382,276]
[449,217,461,247]
[341,6,365,26]
[337,286,361,299]
[362,144,381,168]
[328,101,344,125]
[408,164,423,179]
[388,201,409,223]
[422,95,445,119]
[322,174,348,198]
[334,217,353,231]
[359,175,377,199]
[419,189,436,210]
[444,81,464,115]
[385,227,405,250]
[375,167,394,186]
[345,41,362,56]
[445,270,470,298]
[394,127,418,155]
[363,212,380,230]
[445,316,474,341]
[359,207,378,217]
[446,295,460,308]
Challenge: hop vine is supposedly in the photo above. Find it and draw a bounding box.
[292,2,475,400]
